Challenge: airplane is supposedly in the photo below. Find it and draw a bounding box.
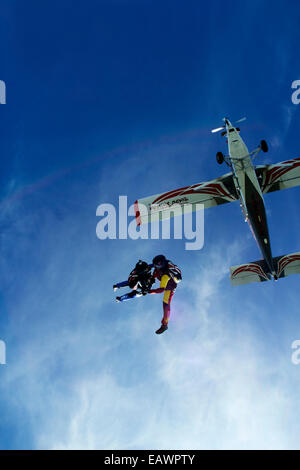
[134,118,300,286]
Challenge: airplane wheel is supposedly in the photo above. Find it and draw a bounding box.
[216,152,224,164]
[260,140,268,152]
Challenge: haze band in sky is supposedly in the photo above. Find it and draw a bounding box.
[96,196,204,250]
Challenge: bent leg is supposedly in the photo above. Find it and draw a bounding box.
[161,290,174,326]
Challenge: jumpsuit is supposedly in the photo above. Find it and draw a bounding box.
[150,265,179,326]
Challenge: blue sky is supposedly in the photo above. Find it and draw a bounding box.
[0,0,300,450]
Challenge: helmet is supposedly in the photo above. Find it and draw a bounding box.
[135,260,149,274]
[152,254,167,269]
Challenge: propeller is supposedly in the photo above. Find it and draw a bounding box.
[211,126,225,134]
[211,117,246,133]
[235,117,247,123]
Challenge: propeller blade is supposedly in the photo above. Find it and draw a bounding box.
[211,126,224,134]
[235,117,246,123]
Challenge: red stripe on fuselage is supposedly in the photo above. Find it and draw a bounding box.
[134,200,141,226]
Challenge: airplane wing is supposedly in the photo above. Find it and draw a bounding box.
[255,157,300,194]
[135,172,238,225]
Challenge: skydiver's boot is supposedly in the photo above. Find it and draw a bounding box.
[155,324,168,334]
[113,280,129,291]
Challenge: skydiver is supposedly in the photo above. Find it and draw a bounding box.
[113,260,154,302]
[148,254,182,335]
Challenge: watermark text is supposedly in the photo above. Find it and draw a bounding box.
[96,196,204,250]
[291,80,300,105]
[0,80,6,104]
[291,340,300,365]
[0,340,6,365]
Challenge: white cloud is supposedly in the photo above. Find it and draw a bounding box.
[2,238,298,450]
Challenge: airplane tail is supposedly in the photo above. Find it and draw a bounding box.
[230,252,300,286]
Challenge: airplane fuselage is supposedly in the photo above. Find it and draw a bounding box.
[225,119,274,275]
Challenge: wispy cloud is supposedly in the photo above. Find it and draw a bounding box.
[2,233,298,450]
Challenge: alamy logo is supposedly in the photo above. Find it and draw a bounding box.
[0,80,6,104]
[96,196,204,250]
[291,80,300,105]
[0,340,6,365]
[291,340,300,365]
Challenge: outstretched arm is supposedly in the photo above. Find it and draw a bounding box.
[148,287,164,294]
[148,273,171,294]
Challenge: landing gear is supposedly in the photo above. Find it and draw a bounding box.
[260,140,268,153]
[216,151,224,164]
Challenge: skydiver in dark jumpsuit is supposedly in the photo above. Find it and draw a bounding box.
[113,260,154,302]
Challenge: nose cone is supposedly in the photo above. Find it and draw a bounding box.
[224,117,233,128]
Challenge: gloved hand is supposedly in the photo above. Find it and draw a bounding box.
[170,273,182,283]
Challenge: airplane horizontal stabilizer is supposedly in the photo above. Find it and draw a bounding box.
[273,252,300,279]
[230,259,271,286]
[230,252,300,286]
